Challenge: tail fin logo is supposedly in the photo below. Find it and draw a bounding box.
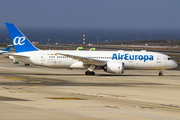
[13,36,25,45]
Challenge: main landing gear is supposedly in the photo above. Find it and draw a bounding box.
[85,71,95,75]
[85,65,96,76]
[24,63,30,66]
[159,70,164,76]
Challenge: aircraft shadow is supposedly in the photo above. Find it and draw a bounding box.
[0,73,160,77]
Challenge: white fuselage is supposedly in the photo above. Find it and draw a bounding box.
[12,50,177,70]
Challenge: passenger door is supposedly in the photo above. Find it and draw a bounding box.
[40,54,46,65]
[157,56,161,63]
[41,54,46,61]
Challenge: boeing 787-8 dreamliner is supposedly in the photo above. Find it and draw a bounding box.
[5,23,178,76]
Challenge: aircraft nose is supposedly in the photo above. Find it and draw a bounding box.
[173,60,178,68]
[174,61,178,68]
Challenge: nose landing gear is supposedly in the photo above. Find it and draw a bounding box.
[159,70,164,76]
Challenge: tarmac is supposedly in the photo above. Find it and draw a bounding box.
[0,54,180,120]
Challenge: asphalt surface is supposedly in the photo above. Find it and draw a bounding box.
[0,54,180,120]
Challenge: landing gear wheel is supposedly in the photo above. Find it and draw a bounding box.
[90,71,95,75]
[85,71,91,75]
[159,70,164,76]
[85,71,95,76]
[25,64,30,66]
[159,73,163,76]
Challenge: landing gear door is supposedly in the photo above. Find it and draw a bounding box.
[41,54,46,61]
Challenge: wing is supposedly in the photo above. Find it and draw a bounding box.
[56,53,107,66]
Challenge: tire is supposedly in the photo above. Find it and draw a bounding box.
[159,73,163,76]
[90,72,95,75]
[25,64,30,66]
[85,71,91,75]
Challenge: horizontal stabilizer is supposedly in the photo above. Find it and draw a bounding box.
[5,53,30,60]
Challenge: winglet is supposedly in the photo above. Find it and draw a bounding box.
[76,47,83,51]
[5,23,39,53]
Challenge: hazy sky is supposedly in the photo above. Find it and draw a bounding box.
[0,0,180,28]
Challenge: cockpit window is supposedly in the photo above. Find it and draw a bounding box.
[167,58,173,60]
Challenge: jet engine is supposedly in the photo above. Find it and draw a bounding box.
[104,62,124,74]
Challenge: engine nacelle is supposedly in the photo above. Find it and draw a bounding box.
[104,62,124,74]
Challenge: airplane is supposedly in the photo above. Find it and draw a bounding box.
[5,23,178,76]
[0,45,12,54]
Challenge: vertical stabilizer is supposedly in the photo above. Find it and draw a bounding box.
[5,23,39,53]
[3,46,11,52]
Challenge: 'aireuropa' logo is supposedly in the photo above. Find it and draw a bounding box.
[13,36,25,45]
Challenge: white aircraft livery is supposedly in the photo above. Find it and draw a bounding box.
[5,23,178,76]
